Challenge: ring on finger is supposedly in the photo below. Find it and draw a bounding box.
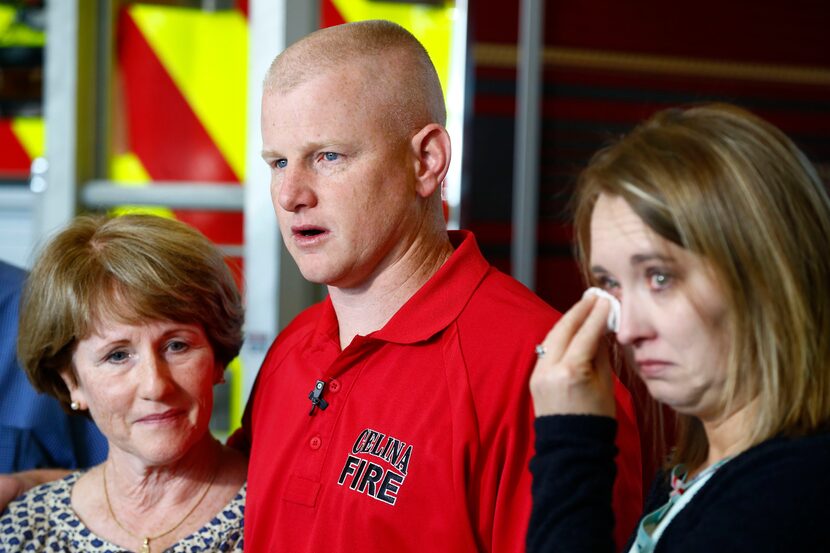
[535,344,547,358]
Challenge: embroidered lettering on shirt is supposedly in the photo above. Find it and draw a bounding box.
[337,428,412,506]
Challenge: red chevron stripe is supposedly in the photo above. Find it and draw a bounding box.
[117,8,242,245]
[118,10,238,183]
[0,119,31,179]
[321,0,347,28]
[236,0,248,18]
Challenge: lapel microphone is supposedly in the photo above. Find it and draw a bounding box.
[308,380,329,415]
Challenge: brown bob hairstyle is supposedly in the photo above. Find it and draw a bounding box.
[573,103,830,470]
[18,214,245,412]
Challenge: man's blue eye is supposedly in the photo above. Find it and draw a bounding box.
[275,159,288,169]
[323,152,339,161]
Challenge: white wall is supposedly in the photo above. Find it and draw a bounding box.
[0,185,36,270]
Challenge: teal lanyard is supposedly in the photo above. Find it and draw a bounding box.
[631,457,731,553]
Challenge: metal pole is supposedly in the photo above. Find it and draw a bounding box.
[445,0,469,231]
[242,0,319,402]
[82,181,244,210]
[38,0,81,245]
[511,0,544,290]
[243,0,284,403]
[39,0,111,248]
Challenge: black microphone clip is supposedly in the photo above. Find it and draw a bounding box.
[308,379,329,415]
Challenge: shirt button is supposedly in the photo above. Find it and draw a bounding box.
[309,435,322,450]
[329,379,341,392]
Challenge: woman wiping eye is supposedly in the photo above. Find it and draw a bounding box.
[528,103,830,553]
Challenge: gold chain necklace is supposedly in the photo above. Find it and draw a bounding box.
[102,461,219,553]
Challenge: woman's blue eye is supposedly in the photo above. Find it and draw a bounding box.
[594,275,620,291]
[106,351,130,363]
[167,340,188,353]
[647,270,672,290]
[323,152,339,161]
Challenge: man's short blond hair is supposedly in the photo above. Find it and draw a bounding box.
[264,20,446,138]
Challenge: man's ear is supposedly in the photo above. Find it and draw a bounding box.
[410,123,451,199]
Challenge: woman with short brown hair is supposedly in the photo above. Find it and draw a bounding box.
[5,214,247,552]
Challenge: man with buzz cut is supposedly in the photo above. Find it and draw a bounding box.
[0,18,643,553]
[230,19,643,552]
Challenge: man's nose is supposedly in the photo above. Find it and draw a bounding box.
[276,164,317,213]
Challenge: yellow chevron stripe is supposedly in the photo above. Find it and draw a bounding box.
[130,5,248,181]
[331,0,454,98]
[110,151,152,183]
[227,357,243,432]
[0,6,45,47]
[109,152,176,219]
[11,117,44,160]
[0,6,13,32]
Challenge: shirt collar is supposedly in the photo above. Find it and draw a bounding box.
[370,230,488,344]
[309,230,489,349]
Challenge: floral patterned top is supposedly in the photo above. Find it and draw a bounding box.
[0,471,245,552]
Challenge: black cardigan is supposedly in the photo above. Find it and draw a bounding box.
[527,415,830,553]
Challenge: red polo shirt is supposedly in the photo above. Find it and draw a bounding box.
[235,231,642,551]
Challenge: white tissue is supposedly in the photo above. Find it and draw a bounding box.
[582,287,621,333]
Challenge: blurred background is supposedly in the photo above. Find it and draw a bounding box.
[1,0,828,436]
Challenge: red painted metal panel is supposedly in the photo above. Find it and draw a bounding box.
[0,119,31,180]
[321,0,347,28]
[472,0,830,67]
[117,9,243,245]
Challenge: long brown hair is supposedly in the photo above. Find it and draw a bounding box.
[574,104,830,470]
